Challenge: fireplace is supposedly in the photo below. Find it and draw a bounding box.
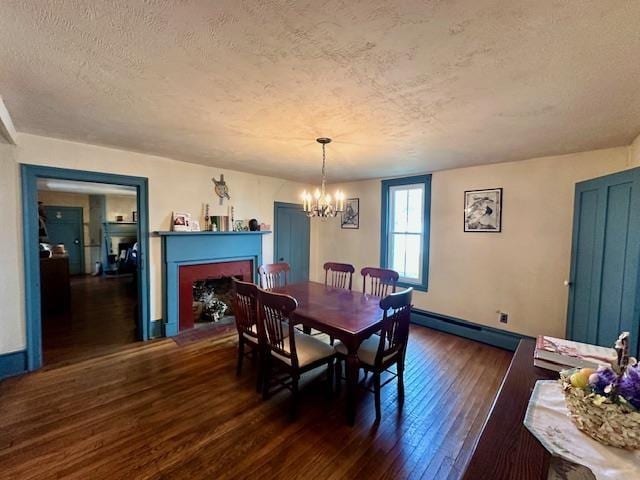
[178,260,253,330]
[158,230,269,337]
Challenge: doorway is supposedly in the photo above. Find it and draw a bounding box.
[274,202,310,283]
[567,167,640,356]
[21,165,150,370]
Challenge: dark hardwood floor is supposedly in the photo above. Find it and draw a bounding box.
[0,326,511,480]
[42,274,139,366]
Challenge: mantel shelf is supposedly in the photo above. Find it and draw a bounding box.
[154,230,271,237]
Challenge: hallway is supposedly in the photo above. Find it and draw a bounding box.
[42,275,139,366]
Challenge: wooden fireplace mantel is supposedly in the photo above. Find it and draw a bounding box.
[159,230,268,336]
[154,231,271,236]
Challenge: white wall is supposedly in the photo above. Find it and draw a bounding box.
[312,147,632,339]
[106,195,136,223]
[0,145,25,353]
[631,133,640,166]
[0,133,310,354]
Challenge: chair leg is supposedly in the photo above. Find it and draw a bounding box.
[327,358,334,397]
[398,359,405,403]
[255,347,263,393]
[290,374,299,420]
[374,372,382,421]
[236,337,244,376]
[335,359,342,393]
[262,355,271,400]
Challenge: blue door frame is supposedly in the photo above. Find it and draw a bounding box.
[566,167,640,356]
[274,202,310,283]
[21,164,151,370]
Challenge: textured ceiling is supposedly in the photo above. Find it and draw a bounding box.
[1,1,640,182]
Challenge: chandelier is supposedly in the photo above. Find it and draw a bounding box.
[302,138,345,218]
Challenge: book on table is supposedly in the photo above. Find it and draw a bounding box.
[534,336,617,371]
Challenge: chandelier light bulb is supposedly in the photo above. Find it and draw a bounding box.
[301,137,347,218]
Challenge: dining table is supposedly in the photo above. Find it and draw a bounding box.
[272,280,386,425]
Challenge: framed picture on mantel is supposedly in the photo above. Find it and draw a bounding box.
[464,188,502,232]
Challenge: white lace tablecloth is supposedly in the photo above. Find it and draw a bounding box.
[524,380,640,480]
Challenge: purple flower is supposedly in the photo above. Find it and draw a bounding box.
[588,367,618,395]
[619,364,640,409]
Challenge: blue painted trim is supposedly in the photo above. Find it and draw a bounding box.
[156,230,271,236]
[21,164,151,371]
[411,308,533,351]
[160,232,265,336]
[0,350,28,380]
[274,201,310,282]
[567,168,640,357]
[150,319,164,338]
[380,174,432,292]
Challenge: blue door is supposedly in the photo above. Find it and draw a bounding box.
[567,168,640,356]
[43,206,85,275]
[274,202,310,284]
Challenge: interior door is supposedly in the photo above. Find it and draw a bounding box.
[567,168,640,356]
[274,202,310,284]
[43,206,85,275]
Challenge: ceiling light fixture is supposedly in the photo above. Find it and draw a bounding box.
[302,138,345,219]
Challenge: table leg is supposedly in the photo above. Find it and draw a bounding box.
[346,351,359,426]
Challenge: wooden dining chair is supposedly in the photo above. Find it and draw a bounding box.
[361,267,399,297]
[257,288,336,418]
[232,278,263,391]
[334,287,413,421]
[323,262,355,290]
[259,262,290,289]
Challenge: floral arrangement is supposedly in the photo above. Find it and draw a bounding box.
[560,332,640,449]
[193,282,228,322]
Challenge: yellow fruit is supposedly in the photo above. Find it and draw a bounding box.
[570,372,589,389]
[580,368,596,377]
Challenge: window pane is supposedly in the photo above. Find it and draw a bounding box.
[406,187,423,233]
[390,233,421,281]
[392,188,408,232]
[404,234,421,279]
[391,233,406,274]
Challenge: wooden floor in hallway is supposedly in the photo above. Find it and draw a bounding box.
[42,274,139,366]
[0,325,512,480]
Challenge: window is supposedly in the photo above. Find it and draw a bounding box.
[380,175,431,291]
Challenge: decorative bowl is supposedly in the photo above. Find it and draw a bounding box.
[561,370,640,449]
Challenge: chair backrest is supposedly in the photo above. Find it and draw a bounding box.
[361,267,399,297]
[259,263,290,289]
[257,288,299,366]
[375,287,413,366]
[232,278,259,340]
[323,262,355,290]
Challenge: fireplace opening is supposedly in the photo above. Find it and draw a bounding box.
[178,260,253,331]
[192,276,239,326]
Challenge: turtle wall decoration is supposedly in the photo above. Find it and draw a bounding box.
[212,174,230,205]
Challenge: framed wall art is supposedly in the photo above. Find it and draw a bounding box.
[341,198,359,229]
[464,188,502,232]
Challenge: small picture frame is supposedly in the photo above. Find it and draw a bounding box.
[172,212,192,232]
[233,219,249,232]
[341,198,360,229]
[464,188,502,232]
[191,220,201,232]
